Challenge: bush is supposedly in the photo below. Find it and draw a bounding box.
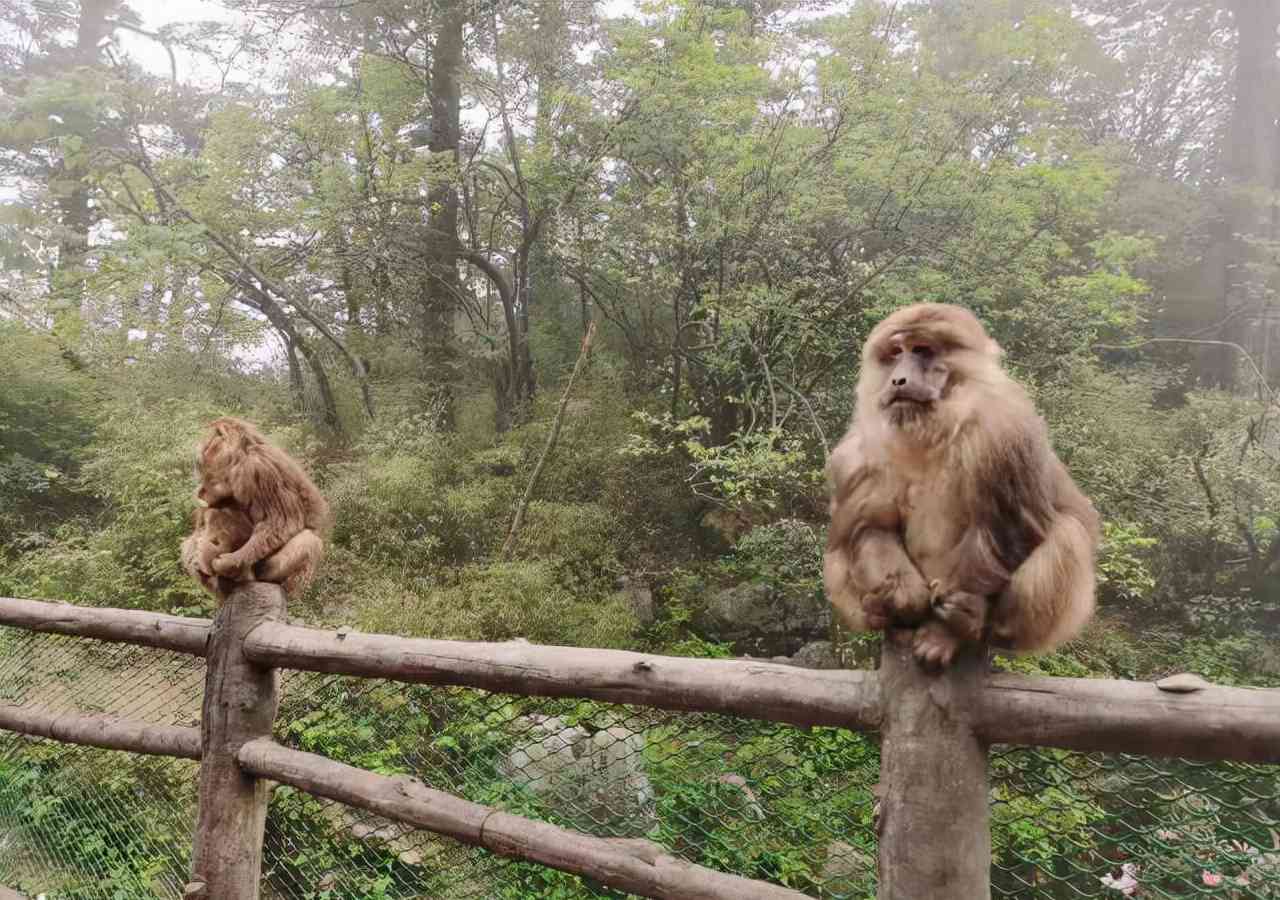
[0,400,231,610]
[358,560,638,648]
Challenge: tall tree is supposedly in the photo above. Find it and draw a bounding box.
[1212,0,1280,389]
[419,0,465,424]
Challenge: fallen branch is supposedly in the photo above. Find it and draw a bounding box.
[501,321,597,559]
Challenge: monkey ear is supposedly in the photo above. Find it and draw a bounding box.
[987,339,1004,358]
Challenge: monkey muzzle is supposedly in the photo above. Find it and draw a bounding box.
[884,385,938,406]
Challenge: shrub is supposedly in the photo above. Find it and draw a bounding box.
[358,560,638,648]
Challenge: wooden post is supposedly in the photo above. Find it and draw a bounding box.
[186,582,285,900]
[876,630,990,900]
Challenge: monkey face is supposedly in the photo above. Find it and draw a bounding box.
[880,331,949,408]
[196,478,233,506]
[196,419,255,505]
[858,304,1003,433]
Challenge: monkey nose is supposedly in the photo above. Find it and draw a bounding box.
[892,377,908,387]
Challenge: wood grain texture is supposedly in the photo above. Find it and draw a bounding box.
[238,738,812,900]
[189,582,285,900]
[877,630,991,900]
[0,705,200,759]
[978,672,1280,763]
[0,596,209,656]
[243,621,884,730]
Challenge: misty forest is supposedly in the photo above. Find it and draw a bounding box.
[1,0,1279,898]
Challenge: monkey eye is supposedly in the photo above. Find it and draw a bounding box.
[911,345,934,359]
[887,346,903,359]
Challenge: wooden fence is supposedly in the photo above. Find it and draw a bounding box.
[1,586,1278,900]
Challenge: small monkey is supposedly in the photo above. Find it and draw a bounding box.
[824,303,1099,668]
[181,505,253,596]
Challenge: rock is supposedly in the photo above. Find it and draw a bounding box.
[701,508,754,545]
[321,805,441,867]
[821,840,875,894]
[500,715,588,796]
[583,727,655,828]
[499,715,656,838]
[790,641,841,670]
[617,576,656,627]
[695,582,830,657]
[717,773,765,820]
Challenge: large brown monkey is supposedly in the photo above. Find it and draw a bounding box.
[824,303,1099,668]
[192,417,329,593]
[181,504,323,599]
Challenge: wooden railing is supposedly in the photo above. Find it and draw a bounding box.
[1,588,1278,900]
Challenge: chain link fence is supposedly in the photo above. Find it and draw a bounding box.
[0,625,1275,899]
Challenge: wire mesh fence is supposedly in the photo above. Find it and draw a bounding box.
[0,624,1276,899]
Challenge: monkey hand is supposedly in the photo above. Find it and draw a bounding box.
[986,594,1024,650]
[912,619,964,670]
[862,569,931,629]
[928,581,988,642]
[211,553,250,580]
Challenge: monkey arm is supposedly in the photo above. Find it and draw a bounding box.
[824,431,931,631]
[255,529,325,597]
[990,469,1100,653]
[181,533,221,595]
[825,500,931,632]
[850,528,932,627]
[212,454,308,574]
[212,519,293,574]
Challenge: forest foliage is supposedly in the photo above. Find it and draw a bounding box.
[1,0,1279,683]
[2,2,1280,898]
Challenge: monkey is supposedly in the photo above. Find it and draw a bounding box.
[193,416,329,591]
[181,505,253,596]
[823,303,1100,669]
[181,504,324,599]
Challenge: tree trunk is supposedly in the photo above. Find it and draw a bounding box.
[50,0,119,318]
[1211,0,1280,389]
[253,292,342,433]
[420,1,465,426]
[282,333,305,409]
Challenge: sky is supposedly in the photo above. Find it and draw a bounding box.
[116,0,644,86]
[116,0,248,84]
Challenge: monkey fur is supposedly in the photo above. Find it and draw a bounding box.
[185,416,329,599]
[181,504,324,600]
[824,303,1100,669]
